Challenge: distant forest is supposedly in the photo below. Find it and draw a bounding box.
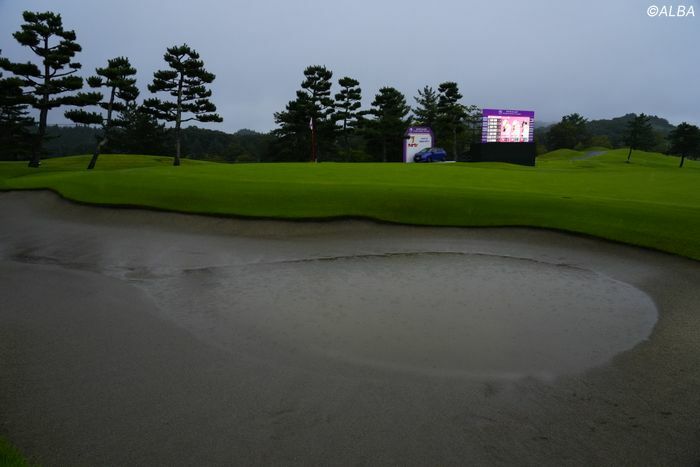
[35,112,680,163]
[42,125,275,163]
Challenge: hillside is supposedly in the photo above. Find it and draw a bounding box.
[587,113,675,148]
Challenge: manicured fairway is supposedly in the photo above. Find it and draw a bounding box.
[1,148,699,259]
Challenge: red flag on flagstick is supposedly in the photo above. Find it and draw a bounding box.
[309,117,317,163]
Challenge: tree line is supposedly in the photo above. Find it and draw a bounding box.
[34,125,274,163]
[0,11,482,166]
[2,10,698,168]
[271,65,481,162]
[0,11,221,168]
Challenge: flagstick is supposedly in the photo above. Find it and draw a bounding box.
[310,117,317,163]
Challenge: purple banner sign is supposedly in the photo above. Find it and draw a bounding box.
[482,108,535,118]
[405,126,434,134]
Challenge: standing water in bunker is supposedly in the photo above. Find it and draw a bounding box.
[0,192,657,381]
[146,251,658,380]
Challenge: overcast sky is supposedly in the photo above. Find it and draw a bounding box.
[1,0,698,132]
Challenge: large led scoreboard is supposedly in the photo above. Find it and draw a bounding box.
[470,108,536,166]
[481,109,535,143]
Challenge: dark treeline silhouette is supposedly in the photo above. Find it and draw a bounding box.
[2,10,698,167]
[0,10,222,168]
[13,111,700,167]
[0,11,100,167]
[34,124,273,163]
[272,65,482,162]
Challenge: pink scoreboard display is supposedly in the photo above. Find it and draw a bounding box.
[481,109,535,143]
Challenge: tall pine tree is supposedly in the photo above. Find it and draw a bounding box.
[333,76,362,156]
[66,57,139,169]
[301,65,335,161]
[625,113,654,163]
[365,87,410,162]
[413,86,438,131]
[0,50,35,161]
[143,44,222,166]
[273,65,335,161]
[464,104,482,139]
[301,65,334,122]
[668,122,700,168]
[436,82,467,161]
[0,11,99,167]
[272,91,314,161]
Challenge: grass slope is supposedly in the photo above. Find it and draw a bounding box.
[0,437,33,467]
[1,149,699,259]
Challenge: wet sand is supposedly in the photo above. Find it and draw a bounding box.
[1,191,699,465]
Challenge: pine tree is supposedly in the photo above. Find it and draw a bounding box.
[301,65,335,121]
[366,87,410,162]
[65,57,139,169]
[625,113,654,163]
[143,44,222,166]
[272,91,314,161]
[110,103,171,156]
[413,86,438,130]
[436,82,467,161]
[667,122,700,168]
[0,11,99,167]
[463,104,482,148]
[333,76,362,156]
[301,65,335,161]
[0,51,35,161]
[272,65,335,162]
[546,113,590,150]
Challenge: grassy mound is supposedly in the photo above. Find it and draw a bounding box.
[1,149,698,259]
[535,148,584,161]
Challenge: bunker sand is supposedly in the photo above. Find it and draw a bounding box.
[1,191,699,465]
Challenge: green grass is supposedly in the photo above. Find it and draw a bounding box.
[1,149,699,260]
[0,437,34,467]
